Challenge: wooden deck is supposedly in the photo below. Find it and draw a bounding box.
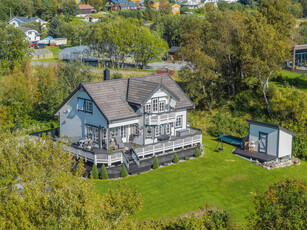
[233,148,277,162]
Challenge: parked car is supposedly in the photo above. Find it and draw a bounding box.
[34,43,46,49]
[31,41,38,46]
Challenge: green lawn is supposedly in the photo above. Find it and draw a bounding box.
[275,70,307,91]
[95,135,307,224]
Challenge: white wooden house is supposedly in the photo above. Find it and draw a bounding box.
[53,73,202,167]
[246,120,296,158]
[8,16,47,28]
[20,27,41,42]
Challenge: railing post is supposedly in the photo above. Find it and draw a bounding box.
[108,154,111,167]
[153,145,155,156]
[143,147,145,158]
[121,152,123,163]
[94,154,97,165]
[182,138,184,149]
[173,140,175,151]
[163,143,165,153]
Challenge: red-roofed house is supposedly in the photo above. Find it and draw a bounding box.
[79,4,96,14]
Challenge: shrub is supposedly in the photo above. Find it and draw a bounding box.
[120,165,128,178]
[134,143,137,147]
[100,164,108,180]
[152,156,159,169]
[173,153,179,163]
[54,128,59,137]
[91,164,99,179]
[185,156,190,160]
[109,146,113,152]
[163,162,168,166]
[194,148,201,157]
[247,178,307,229]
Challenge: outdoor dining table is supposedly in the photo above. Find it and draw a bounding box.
[78,137,90,147]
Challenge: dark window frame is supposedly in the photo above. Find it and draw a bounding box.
[77,97,93,114]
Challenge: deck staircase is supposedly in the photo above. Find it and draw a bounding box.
[122,149,148,174]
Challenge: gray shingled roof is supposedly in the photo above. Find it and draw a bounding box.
[11,16,41,23]
[127,79,160,105]
[55,73,194,122]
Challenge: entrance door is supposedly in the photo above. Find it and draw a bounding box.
[258,132,268,153]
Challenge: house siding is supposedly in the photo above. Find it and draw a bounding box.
[59,90,107,139]
[278,130,293,158]
[249,124,278,157]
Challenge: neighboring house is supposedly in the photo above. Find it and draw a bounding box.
[32,49,53,60]
[79,4,96,14]
[20,27,41,42]
[8,16,47,28]
[105,0,137,11]
[148,0,160,10]
[168,46,180,61]
[53,73,202,169]
[83,16,100,22]
[178,0,201,9]
[203,0,238,4]
[234,120,296,162]
[172,4,180,14]
[291,44,307,69]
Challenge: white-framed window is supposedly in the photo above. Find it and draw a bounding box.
[85,100,93,113]
[146,127,152,138]
[164,124,170,134]
[85,125,99,142]
[175,115,183,128]
[159,101,165,112]
[152,98,158,112]
[120,126,126,138]
[145,103,151,113]
[155,125,162,137]
[77,98,85,111]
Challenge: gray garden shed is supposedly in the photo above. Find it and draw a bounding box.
[247,120,296,158]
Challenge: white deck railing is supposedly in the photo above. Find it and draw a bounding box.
[145,112,176,125]
[133,132,202,159]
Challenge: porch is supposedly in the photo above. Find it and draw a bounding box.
[65,127,202,167]
[233,148,277,162]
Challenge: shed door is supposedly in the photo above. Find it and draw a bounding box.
[258,132,268,154]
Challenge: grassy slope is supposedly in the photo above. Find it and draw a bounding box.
[95,134,307,224]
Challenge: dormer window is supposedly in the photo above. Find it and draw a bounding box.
[159,101,165,112]
[145,103,151,113]
[152,98,158,112]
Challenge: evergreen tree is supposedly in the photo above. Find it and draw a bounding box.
[120,165,128,178]
[194,148,201,157]
[100,164,108,180]
[153,156,159,169]
[48,17,62,38]
[91,164,99,179]
[173,153,179,163]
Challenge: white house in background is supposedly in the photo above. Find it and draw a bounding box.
[8,16,47,28]
[83,16,99,23]
[203,0,238,4]
[178,0,202,9]
[245,120,296,158]
[53,73,202,167]
[20,27,41,42]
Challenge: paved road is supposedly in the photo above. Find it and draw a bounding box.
[30,61,188,72]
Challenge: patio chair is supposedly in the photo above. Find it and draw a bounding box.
[116,136,125,149]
